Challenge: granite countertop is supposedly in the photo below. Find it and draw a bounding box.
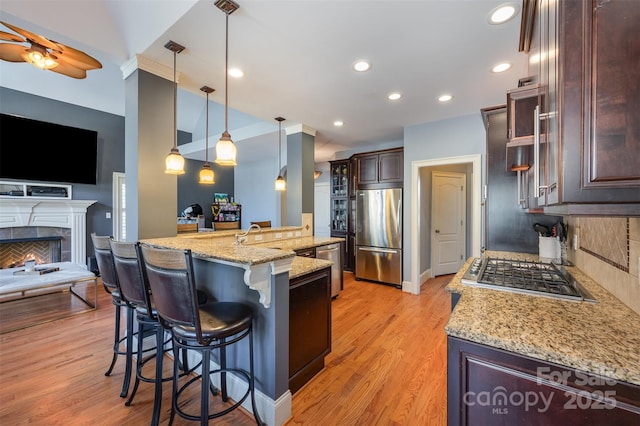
[289,256,333,279]
[251,236,344,251]
[140,236,295,266]
[445,251,640,386]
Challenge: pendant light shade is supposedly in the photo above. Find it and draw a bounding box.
[214,0,239,166]
[164,40,186,175]
[199,86,216,184]
[274,117,286,191]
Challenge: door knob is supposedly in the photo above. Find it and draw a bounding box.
[435,229,440,233]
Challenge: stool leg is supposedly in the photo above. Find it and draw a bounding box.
[220,338,228,402]
[125,316,145,406]
[201,349,211,425]
[120,307,134,398]
[169,340,180,426]
[104,299,121,377]
[151,324,164,426]
[249,327,264,426]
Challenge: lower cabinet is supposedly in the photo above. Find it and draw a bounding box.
[289,266,332,393]
[448,336,640,425]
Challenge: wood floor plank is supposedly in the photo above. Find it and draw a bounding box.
[0,272,452,425]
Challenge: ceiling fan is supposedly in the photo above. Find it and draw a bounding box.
[0,21,101,79]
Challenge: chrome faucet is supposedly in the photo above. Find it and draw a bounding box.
[234,223,261,245]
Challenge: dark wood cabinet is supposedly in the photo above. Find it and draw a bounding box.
[329,160,349,234]
[518,0,640,214]
[355,148,403,188]
[448,336,640,425]
[289,267,331,394]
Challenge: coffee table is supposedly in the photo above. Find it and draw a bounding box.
[0,262,98,333]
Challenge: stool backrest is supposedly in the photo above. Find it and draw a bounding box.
[109,240,153,316]
[137,243,203,341]
[91,234,118,294]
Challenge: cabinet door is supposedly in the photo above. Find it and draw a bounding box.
[556,0,640,204]
[330,198,347,232]
[357,154,379,184]
[378,151,403,183]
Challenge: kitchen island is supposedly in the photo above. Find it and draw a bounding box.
[141,228,342,426]
[445,251,640,424]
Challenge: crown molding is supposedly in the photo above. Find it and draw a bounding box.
[120,54,181,82]
[285,124,316,137]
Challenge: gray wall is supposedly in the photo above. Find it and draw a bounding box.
[1,87,124,255]
[1,87,234,256]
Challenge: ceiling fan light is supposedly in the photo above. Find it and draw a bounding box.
[21,49,58,70]
[215,132,237,166]
[199,162,215,184]
[275,175,286,191]
[165,147,185,174]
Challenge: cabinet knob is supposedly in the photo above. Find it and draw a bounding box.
[435,229,440,233]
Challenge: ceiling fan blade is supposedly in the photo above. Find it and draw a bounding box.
[0,30,24,43]
[0,21,60,51]
[0,43,27,62]
[49,57,87,79]
[52,41,102,70]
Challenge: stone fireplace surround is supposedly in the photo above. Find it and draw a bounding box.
[0,199,96,267]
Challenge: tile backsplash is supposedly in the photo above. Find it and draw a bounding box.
[567,217,639,315]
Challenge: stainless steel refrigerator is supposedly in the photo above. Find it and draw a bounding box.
[355,188,402,287]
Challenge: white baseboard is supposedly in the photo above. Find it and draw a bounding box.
[420,268,432,285]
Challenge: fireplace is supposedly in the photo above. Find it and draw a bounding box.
[0,198,96,267]
[0,229,68,269]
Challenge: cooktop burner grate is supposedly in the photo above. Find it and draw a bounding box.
[461,257,596,302]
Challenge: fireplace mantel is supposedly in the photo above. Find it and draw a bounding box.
[0,199,96,266]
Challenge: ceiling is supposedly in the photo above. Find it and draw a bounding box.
[0,0,528,164]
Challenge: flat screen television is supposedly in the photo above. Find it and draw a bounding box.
[0,113,98,185]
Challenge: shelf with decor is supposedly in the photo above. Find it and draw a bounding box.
[211,202,241,230]
[0,181,72,199]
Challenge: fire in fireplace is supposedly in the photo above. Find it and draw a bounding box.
[0,227,68,269]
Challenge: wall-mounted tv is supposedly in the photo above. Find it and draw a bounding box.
[0,113,98,185]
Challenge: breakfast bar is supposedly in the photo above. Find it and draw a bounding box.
[141,226,340,426]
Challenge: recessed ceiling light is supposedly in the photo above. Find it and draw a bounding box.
[334,120,344,127]
[488,3,519,25]
[228,68,244,78]
[352,60,371,72]
[492,62,512,73]
[388,92,402,101]
[438,94,453,102]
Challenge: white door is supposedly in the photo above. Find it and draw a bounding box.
[314,182,330,236]
[432,172,466,276]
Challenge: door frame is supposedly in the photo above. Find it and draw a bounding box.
[408,154,481,295]
[431,171,466,276]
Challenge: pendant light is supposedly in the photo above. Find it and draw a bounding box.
[274,117,286,191]
[199,86,216,184]
[214,0,239,166]
[164,40,186,174]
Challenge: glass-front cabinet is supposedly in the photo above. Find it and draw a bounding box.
[329,160,349,234]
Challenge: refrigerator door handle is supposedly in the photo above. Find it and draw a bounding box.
[396,198,402,236]
[358,247,398,254]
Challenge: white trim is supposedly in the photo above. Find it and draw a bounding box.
[285,124,316,136]
[0,199,97,266]
[409,154,481,294]
[120,54,178,81]
[113,172,126,241]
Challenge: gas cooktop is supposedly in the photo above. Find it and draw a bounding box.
[461,257,597,302]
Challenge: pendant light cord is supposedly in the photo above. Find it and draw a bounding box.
[278,120,281,171]
[224,11,229,134]
[205,92,209,163]
[173,50,178,150]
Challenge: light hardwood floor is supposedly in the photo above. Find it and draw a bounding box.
[0,271,452,425]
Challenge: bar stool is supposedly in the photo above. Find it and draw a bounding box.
[91,233,133,398]
[109,239,172,425]
[138,243,264,426]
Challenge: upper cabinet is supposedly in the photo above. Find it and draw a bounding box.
[355,148,404,188]
[517,0,640,215]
